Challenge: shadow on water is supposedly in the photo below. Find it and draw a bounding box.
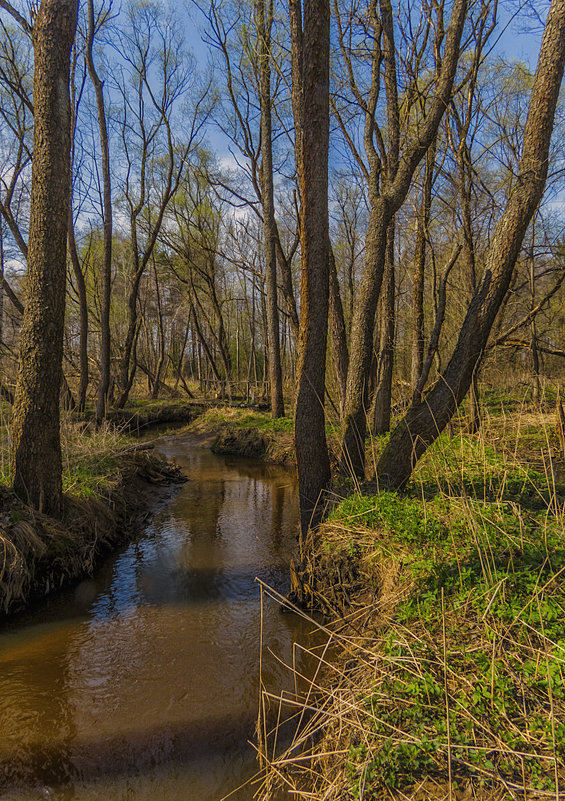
[0,439,315,801]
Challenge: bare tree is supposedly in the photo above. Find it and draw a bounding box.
[85,0,113,422]
[334,0,469,478]
[378,0,565,489]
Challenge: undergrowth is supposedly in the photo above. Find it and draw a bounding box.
[258,413,565,801]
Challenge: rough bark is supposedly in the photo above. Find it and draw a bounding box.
[377,0,565,489]
[294,0,331,534]
[11,0,78,516]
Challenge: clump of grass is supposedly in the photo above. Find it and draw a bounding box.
[60,417,133,498]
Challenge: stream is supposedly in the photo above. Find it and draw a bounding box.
[0,437,314,801]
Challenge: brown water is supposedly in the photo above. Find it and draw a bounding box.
[0,438,313,801]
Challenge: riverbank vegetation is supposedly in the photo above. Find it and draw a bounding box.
[257,401,565,799]
[0,406,186,616]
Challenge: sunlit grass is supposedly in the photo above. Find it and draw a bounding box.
[257,392,565,800]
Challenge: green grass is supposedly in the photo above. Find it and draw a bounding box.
[344,503,565,796]
[268,419,565,800]
[0,416,135,499]
[320,464,565,797]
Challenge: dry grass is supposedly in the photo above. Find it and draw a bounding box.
[254,401,565,801]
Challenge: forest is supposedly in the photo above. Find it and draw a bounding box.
[1,0,565,799]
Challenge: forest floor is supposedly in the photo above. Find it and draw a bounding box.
[251,390,565,801]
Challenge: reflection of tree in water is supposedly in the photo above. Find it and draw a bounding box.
[271,481,286,552]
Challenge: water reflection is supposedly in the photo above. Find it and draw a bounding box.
[0,438,311,801]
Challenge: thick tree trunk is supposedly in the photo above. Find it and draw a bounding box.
[377,0,565,489]
[12,0,78,516]
[294,0,331,534]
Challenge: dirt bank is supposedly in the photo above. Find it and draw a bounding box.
[186,407,298,465]
[0,448,185,619]
[91,400,207,434]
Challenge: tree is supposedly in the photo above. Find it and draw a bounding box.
[9,0,78,516]
[335,0,469,478]
[293,0,331,534]
[377,0,565,489]
[111,2,207,408]
[256,0,284,417]
[85,0,113,422]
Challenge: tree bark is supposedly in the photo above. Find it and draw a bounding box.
[67,207,88,412]
[328,239,348,417]
[12,0,78,516]
[293,0,331,534]
[373,220,395,434]
[85,0,113,423]
[377,0,565,489]
[257,0,284,417]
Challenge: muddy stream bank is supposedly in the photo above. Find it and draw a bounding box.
[0,436,314,801]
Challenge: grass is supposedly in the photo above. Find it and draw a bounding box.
[189,405,295,434]
[256,400,565,801]
[0,413,135,498]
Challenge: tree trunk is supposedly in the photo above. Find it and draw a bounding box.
[0,221,4,348]
[340,0,467,479]
[116,226,143,408]
[86,0,112,423]
[67,210,88,412]
[12,0,78,516]
[293,0,331,534]
[257,0,284,417]
[151,260,166,400]
[377,0,565,489]
[411,144,436,395]
[529,227,541,402]
[328,240,348,417]
[373,220,395,435]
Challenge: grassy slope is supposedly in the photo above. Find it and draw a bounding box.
[259,405,565,800]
